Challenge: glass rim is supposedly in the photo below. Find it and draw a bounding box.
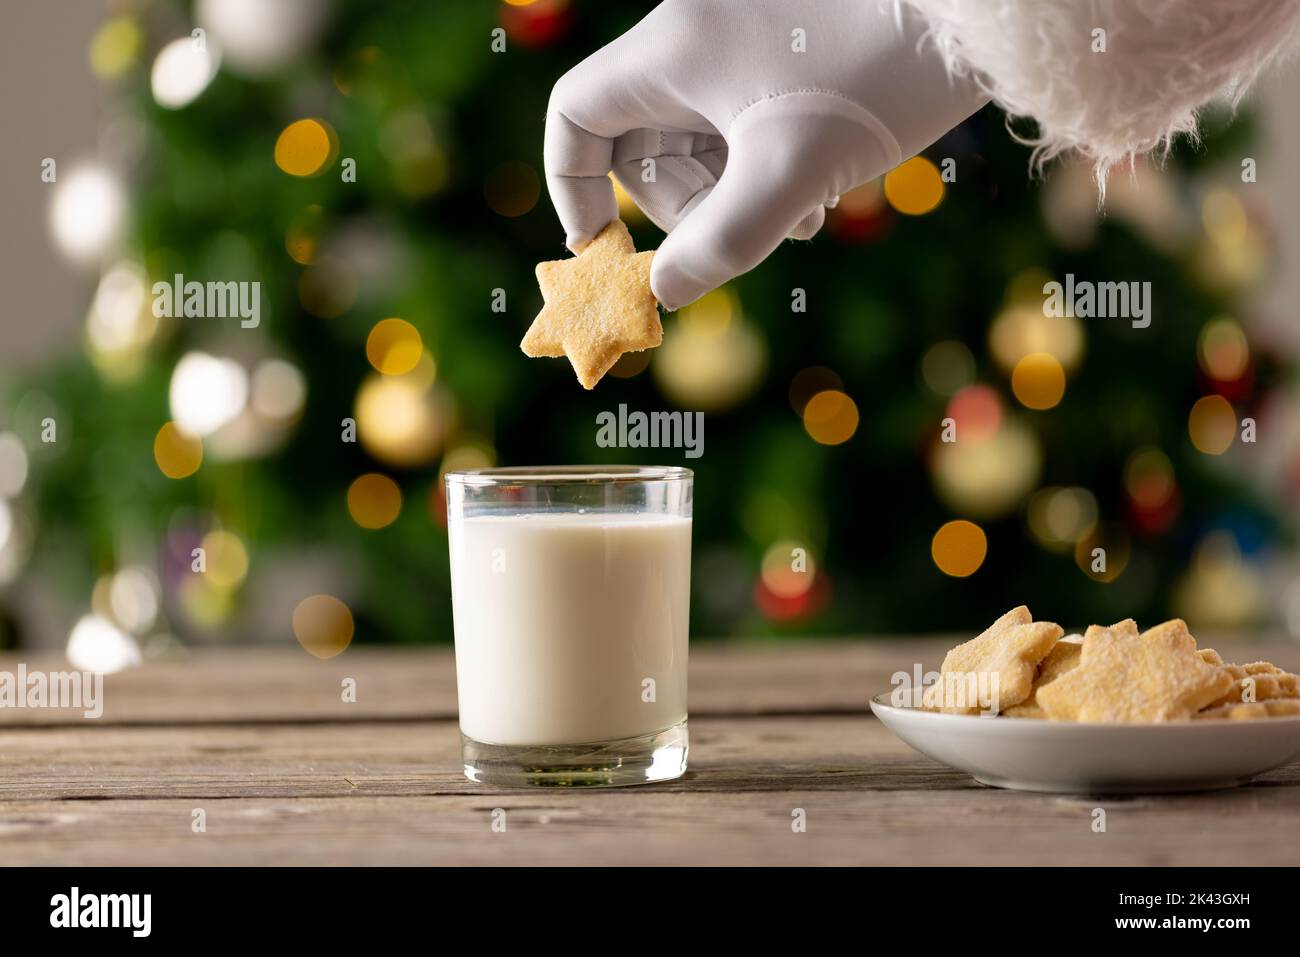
[445,465,693,488]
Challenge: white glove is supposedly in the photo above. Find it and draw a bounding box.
[544,0,987,311]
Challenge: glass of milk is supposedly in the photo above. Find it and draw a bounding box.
[445,466,692,787]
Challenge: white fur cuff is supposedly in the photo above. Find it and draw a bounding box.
[898,0,1300,186]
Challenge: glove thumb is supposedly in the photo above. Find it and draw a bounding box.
[650,95,898,312]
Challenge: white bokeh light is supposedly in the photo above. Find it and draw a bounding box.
[87,260,149,351]
[109,567,160,634]
[67,614,143,674]
[169,352,250,437]
[0,432,28,498]
[197,0,326,77]
[48,164,125,263]
[150,36,220,109]
[251,358,307,419]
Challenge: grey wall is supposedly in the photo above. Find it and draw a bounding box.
[0,1,108,370]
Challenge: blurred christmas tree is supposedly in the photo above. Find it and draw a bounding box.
[2,0,1298,657]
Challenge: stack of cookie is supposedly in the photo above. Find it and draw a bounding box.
[920,607,1300,722]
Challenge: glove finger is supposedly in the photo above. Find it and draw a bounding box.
[650,140,828,311]
[612,149,718,234]
[787,204,826,241]
[609,131,726,233]
[544,108,621,253]
[544,44,707,252]
[651,99,896,310]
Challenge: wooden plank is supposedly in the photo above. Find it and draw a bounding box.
[3,637,1296,725]
[0,717,1297,866]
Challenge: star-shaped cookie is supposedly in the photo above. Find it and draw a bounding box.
[1203,660,1300,709]
[521,219,661,389]
[1002,633,1084,718]
[1037,618,1235,722]
[922,606,1063,714]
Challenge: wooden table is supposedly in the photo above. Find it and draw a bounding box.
[2,638,1298,866]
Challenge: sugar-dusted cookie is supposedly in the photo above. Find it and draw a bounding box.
[1194,698,1300,720]
[1204,661,1300,709]
[921,606,1062,714]
[521,219,660,389]
[1002,633,1083,718]
[1038,619,1234,722]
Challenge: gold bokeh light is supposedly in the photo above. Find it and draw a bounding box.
[931,520,987,577]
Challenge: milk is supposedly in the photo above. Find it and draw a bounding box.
[448,511,691,746]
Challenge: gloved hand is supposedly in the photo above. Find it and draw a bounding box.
[543,0,988,311]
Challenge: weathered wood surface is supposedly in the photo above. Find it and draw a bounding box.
[3,636,1294,725]
[1,640,1298,865]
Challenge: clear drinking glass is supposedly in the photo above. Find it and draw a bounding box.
[444,466,692,787]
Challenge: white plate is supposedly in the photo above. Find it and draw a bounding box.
[870,693,1300,793]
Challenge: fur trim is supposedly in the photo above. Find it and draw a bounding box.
[898,0,1300,193]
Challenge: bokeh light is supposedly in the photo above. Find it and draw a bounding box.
[179,573,236,628]
[931,520,987,577]
[802,390,859,445]
[153,422,203,479]
[1199,189,1267,288]
[1173,530,1264,628]
[1202,189,1248,247]
[439,441,497,477]
[1074,521,1131,583]
[500,0,573,48]
[66,613,142,674]
[366,318,423,376]
[196,0,329,77]
[200,530,250,589]
[285,204,325,265]
[90,17,142,79]
[49,164,125,263]
[0,502,31,585]
[883,156,944,215]
[169,352,249,437]
[1125,448,1175,510]
[150,35,219,109]
[1197,317,1249,382]
[654,307,765,411]
[989,303,1084,373]
[0,432,29,498]
[920,340,974,396]
[945,384,1002,442]
[1027,486,1098,552]
[355,370,447,467]
[251,358,307,421]
[292,594,355,659]
[1188,395,1236,455]
[85,260,156,375]
[275,118,338,177]
[828,179,891,242]
[608,350,651,378]
[1125,447,1180,533]
[679,288,735,336]
[932,415,1041,519]
[107,566,159,634]
[789,366,844,414]
[347,473,403,529]
[1010,352,1066,410]
[484,161,541,217]
[760,540,816,599]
